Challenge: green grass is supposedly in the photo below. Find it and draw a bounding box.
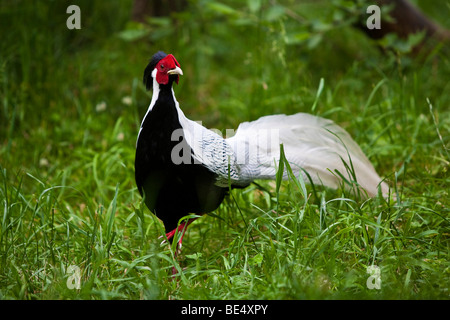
[0,0,449,299]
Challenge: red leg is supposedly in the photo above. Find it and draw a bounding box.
[163,218,197,275]
[164,224,183,241]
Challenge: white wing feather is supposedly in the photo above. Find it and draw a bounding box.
[175,101,246,187]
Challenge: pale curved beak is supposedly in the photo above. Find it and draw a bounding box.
[167,66,183,76]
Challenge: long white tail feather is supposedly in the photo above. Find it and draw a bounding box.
[226,113,389,197]
[176,105,389,197]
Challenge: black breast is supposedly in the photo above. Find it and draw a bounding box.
[135,86,227,232]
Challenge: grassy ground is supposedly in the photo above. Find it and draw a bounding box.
[0,0,449,299]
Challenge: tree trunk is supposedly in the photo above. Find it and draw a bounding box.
[131,0,187,23]
[361,0,449,51]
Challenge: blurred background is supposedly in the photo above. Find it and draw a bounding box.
[1,0,448,178]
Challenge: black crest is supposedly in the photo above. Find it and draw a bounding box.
[143,51,168,90]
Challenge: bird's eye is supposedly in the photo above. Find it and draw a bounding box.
[160,64,164,70]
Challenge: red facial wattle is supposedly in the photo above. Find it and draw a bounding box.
[155,54,182,85]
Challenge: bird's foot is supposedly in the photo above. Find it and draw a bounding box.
[161,218,198,276]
